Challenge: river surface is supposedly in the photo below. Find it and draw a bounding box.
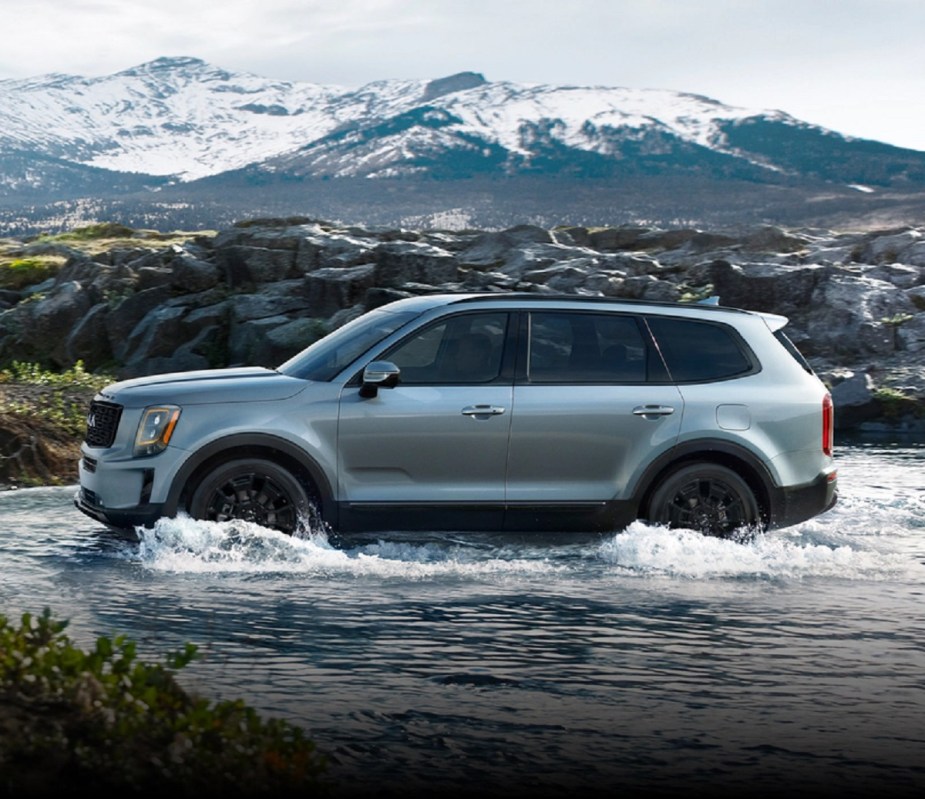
[1,441,924,798]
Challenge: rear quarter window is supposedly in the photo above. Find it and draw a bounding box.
[774,329,815,374]
[647,316,756,382]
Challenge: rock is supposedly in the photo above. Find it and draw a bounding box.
[305,264,377,317]
[829,371,881,429]
[0,218,923,433]
[896,314,925,353]
[171,254,221,292]
[15,281,93,366]
[373,240,458,287]
[215,245,296,286]
[708,261,823,316]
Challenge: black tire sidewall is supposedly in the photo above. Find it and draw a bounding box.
[647,462,759,535]
[189,458,313,533]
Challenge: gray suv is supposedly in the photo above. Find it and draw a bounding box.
[75,293,837,538]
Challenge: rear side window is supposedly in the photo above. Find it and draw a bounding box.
[647,316,755,382]
[526,311,651,383]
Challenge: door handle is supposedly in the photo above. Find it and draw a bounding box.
[632,404,675,418]
[461,405,506,417]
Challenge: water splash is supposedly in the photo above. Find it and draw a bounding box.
[124,510,923,584]
[597,521,920,580]
[131,514,566,579]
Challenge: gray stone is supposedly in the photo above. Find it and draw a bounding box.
[105,285,174,360]
[28,281,94,366]
[896,314,925,353]
[216,245,296,286]
[0,218,923,433]
[305,264,377,317]
[708,261,824,316]
[373,241,457,287]
[171,254,221,292]
[65,303,113,370]
[830,370,881,429]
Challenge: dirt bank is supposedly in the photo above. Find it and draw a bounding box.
[0,383,94,488]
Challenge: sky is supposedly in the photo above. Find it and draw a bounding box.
[3,0,924,151]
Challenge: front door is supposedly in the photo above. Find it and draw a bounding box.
[336,311,512,531]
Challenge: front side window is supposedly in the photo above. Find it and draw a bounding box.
[385,312,508,384]
[646,316,755,382]
[526,312,649,383]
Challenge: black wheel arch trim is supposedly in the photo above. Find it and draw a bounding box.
[163,433,334,521]
[633,438,776,522]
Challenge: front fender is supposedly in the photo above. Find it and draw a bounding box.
[163,432,335,519]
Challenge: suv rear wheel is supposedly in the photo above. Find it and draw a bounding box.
[647,462,761,537]
[189,458,313,535]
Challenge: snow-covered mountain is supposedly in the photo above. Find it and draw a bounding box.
[2,56,925,233]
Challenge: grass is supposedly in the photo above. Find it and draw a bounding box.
[0,256,67,291]
[1,223,213,296]
[31,223,213,258]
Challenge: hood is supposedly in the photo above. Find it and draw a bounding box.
[98,367,309,407]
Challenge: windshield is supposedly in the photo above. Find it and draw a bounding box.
[277,307,420,381]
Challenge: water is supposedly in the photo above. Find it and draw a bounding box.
[1,442,924,797]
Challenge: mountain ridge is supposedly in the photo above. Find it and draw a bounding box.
[2,56,925,234]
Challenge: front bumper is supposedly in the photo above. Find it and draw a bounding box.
[74,486,165,531]
[74,451,172,531]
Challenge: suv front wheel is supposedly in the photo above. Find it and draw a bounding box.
[188,458,314,535]
[646,462,761,537]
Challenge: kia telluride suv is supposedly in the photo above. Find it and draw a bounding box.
[75,293,837,538]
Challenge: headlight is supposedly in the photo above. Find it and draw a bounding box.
[133,405,181,457]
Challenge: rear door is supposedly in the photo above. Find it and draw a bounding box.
[505,310,684,506]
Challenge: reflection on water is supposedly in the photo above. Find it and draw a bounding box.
[1,443,924,797]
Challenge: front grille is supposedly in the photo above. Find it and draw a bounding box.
[84,400,122,448]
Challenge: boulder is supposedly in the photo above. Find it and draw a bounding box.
[373,241,458,287]
[305,264,377,317]
[215,245,296,286]
[829,370,881,429]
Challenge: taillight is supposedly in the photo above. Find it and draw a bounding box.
[822,393,834,456]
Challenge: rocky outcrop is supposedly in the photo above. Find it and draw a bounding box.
[2,218,924,434]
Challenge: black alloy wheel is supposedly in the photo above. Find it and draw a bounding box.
[647,462,761,537]
[189,458,313,535]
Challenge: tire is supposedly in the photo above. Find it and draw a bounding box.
[188,458,315,535]
[646,462,761,537]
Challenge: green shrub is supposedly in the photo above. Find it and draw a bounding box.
[0,360,110,391]
[0,361,114,437]
[872,386,924,419]
[0,609,328,794]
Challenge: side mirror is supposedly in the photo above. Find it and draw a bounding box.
[359,361,401,398]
